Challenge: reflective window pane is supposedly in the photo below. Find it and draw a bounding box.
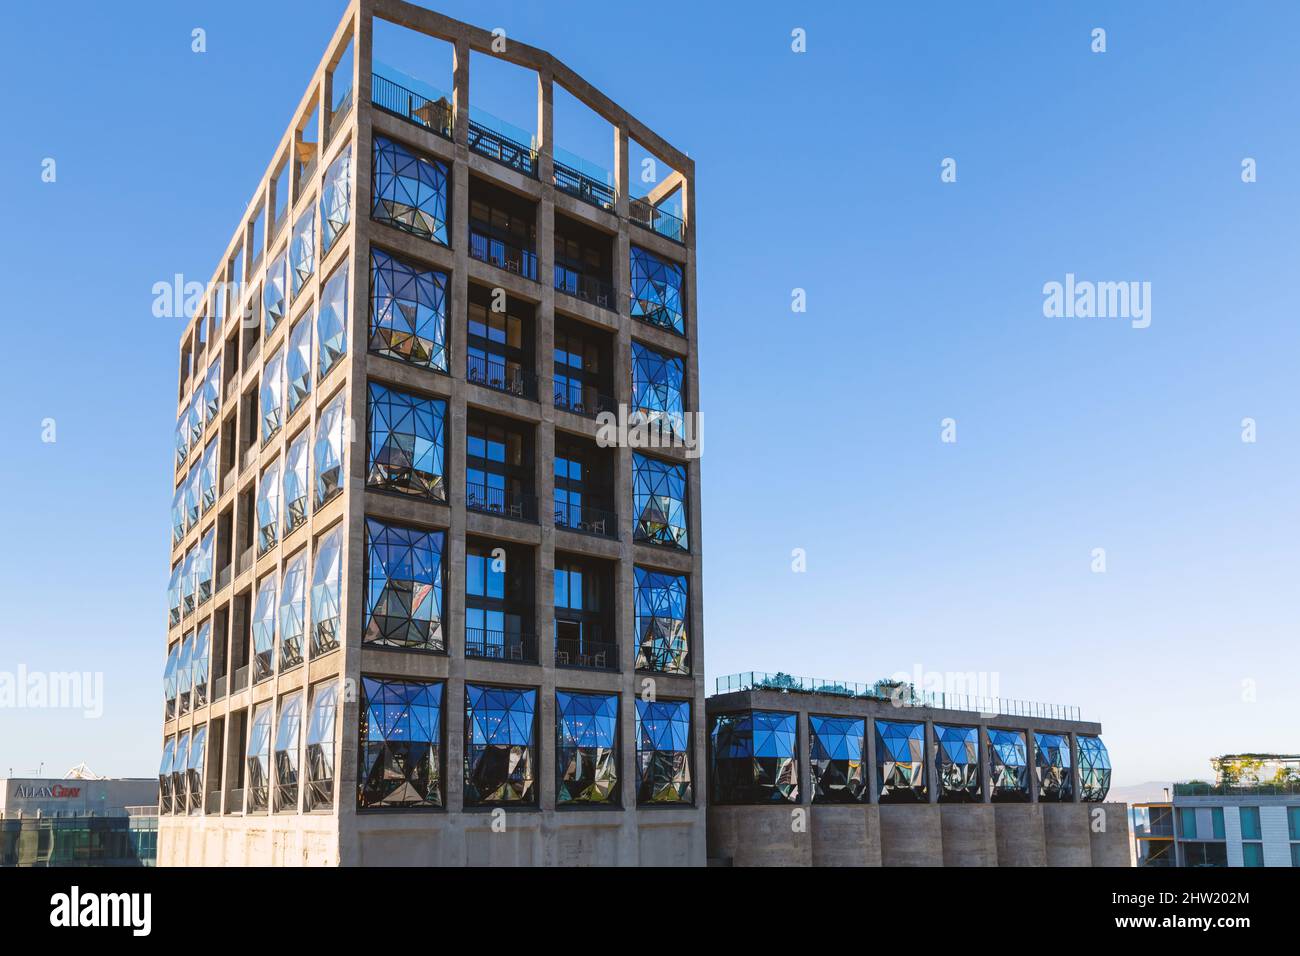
[464,684,537,806]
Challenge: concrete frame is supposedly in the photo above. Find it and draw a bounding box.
[162,0,703,866]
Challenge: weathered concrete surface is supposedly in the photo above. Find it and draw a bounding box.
[1089,802,1133,867]
[708,805,812,866]
[810,805,882,866]
[878,803,943,866]
[994,803,1047,866]
[1042,802,1092,866]
[940,803,997,866]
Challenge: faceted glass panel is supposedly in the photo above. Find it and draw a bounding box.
[809,715,867,803]
[290,207,315,296]
[196,528,214,604]
[162,643,178,719]
[464,684,537,806]
[186,726,206,814]
[256,460,280,555]
[180,548,197,615]
[934,724,980,802]
[1078,735,1111,802]
[371,134,450,244]
[876,719,926,802]
[556,691,619,806]
[252,574,277,683]
[171,483,185,544]
[316,262,348,381]
[632,453,688,549]
[274,693,303,812]
[635,698,692,804]
[630,340,685,438]
[264,248,288,335]
[188,391,203,447]
[304,680,338,811]
[988,729,1029,801]
[184,466,200,531]
[363,519,445,650]
[175,413,189,468]
[167,563,182,626]
[191,620,210,709]
[246,702,273,812]
[199,441,218,513]
[176,633,192,715]
[633,566,689,674]
[310,527,343,656]
[1034,732,1073,802]
[286,318,312,416]
[369,248,449,371]
[358,677,443,808]
[172,731,190,811]
[710,710,799,805]
[279,552,307,671]
[159,737,175,813]
[367,382,446,499]
[320,144,353,254]
[260,348,284,444]
[283,430,309,535]
[202,357,222,427]
[314,391,346,506]
[629,245,684,334]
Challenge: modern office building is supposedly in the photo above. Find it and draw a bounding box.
[1130,801,1175,867]
[160,0,702,866]
[1137,754,1300,867]
[705,673,1129,866]
[0,773,157,867]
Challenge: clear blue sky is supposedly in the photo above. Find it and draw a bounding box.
[1,1,1297,786]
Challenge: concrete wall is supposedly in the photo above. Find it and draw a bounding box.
[810,806,881,866]
[1088,803,1132,866]
[708,806,811,867]
[994,804,1046,866]
[940,804,997,866]
[879,804,944,866]
[1042,803,1092,866]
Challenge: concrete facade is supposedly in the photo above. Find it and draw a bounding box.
[160,0,703,866]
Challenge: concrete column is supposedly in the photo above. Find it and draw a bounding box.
[1027,727,1039,803]
[925,720,939,804]
[613,122,630,218]
[1069,732,1081,803]
[798,713,812,805]
[452,39,470,149]
[865,716,878,804]
[980,727,992,804]
[536,69,554,187]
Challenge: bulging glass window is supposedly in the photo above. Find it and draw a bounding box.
[188,391,204,448]
[246,702,272,812]
[252,574,277,683]
[556,691,619,806]
[167,562,182,626]
[369,248,449,371]
[629,245,685,334]
[172,731,190,811]
[304,680,338,811]
[320,144,353,255]
[363,519,444,650]
[175,413,189,468]
[184,465,200,531]
[633,566,689,674]
[1078,735,1110,802]
[291,207,315,296]
[316,262,349,381]
[1034,732,1073,802]
[934,724,980,802]
[256,460,281,555]
[264,248,289,335]
[632,453,688,549]
[710,710,799,804]
[313,391,346,506]
[635,698,692,804]
[366,382,446,499]
[809,715,867,803]
[371,135,450,244]
[203,357,222,427]
[159,737,175,813]
[286,317,312,416]
[191,620,210,709]
[199,441,218,513]
[988,729,1029,801]
[358,676,443,808]
[260,348,285,444]
[196,528,214,604]
[630,340,685,438]
[187,726,206,813]
[171,483,185,544]
[181,548,197,615]
[176,633,193,715]
[274,693,303,813]
[310,527,343,656]
[163,643,178,719]
[283,430,309,535]
[876,719,926,803]
[464,684,537,806]
[279,552,307,671]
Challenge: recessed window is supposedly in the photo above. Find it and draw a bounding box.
[290,208,316,296]
[556,691,619,806]
[304,680,338,811]
[464,684,537,807]
[934,724,980,802]
[283,430,309,534]
[260,349,285,444]
[633,566,689,674]
[252,573,277,683]
[256,460,281,555]
[1034,732,1072,802]
[286,317,312,417]
[632,453,688,550]
[320,145,353,255]
[809,715,866,803]
[310,526,343,656]
[358,676,443,809]
[274,692,303,813]
[246,702,273,812]
[635,698,691,804]
[264,249,288,336]
[710,710,798,805]
[279,551,307,670]
[877,720,926,803]
[313,391,346,507]
[316,262,349,381]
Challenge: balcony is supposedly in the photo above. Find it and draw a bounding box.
[553,158,615,211]
[225,789,244,815]
[231,665,249,693]
[465,628,538,664]
[465,481,536,522]
[554,501,617,539]
[236,545,255,575]
[554,264,614,311]
[469,227,537,280]
[629,197,684,243]
[216,564,232,592]
[240,442,258,474]
[467,353,537,400]
[370,73,452,139]
[468,119,537,177]
[555,636,617,670]
[553,383,615,420]
[211,673,227,702]
[327,88,354,144]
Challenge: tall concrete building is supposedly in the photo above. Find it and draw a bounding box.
[161,0,703,866]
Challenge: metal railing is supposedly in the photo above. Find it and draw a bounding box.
[465,628,538,663]
[469,227,537,280]
[554,502,617,538]
[555,636,617,670]
[370,73,453,139]
[468,120,537,177]
[553,159,615,210]
[1173,780,1300,797]
[466,353,537,400]
[553,383,616,419]
[629,197,685,243]
[465,482,536,522]
[714,672,1084,722]
[554,264,615,310]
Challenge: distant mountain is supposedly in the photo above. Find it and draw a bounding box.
[1107,781,1173,805]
